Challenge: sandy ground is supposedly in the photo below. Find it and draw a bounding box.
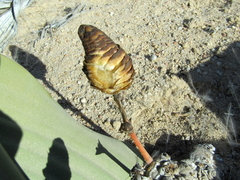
[2,0,240,179]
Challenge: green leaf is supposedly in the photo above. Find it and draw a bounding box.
[0,54,142,180]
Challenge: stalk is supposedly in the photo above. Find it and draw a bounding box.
[113,94,153,165]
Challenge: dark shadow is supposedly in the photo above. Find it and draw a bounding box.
[172,41,240,179]
[0,110,29,179]
[8,45,110,136]
[123,133,192,162]
[0,110,22,158]
[43,138,71,180]
[9,45,47,80]
[144,54,151,61]
[96,140,130,173]
[153,133,196,161]
[122,139,143,160]
[177,41,240,141]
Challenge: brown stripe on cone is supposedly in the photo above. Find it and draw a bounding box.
[78,25,135,94]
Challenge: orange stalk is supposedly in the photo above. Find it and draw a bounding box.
[129,132,153,164]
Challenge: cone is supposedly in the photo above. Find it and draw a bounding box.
[78,25,134,94]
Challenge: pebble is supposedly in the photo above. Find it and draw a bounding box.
[109,12,114,16]
[197,68,202,73]
[150,54,157,61]
[111,120,121,130]
[217,70,223,75]
[81,98,87,104]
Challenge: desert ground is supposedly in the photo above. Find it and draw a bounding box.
[3,0,240,179]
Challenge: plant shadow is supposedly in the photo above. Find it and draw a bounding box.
[43,138,71,180]
[96,140,131,173]
[0,110,29,179]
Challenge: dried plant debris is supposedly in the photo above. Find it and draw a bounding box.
[131,144,217,180]
[38,4,89,39]
[0,0,33,52]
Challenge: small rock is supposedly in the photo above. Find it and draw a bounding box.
[186,59,191,64]
[216,70,222,75]
[150,54,157,61]
[103,120,111,128]
[183,18,193,28]
[197,68,202,73]
[109,12,114,16]
[81,98,87,104]
[111,120,121,130]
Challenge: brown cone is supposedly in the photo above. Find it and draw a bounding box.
[78,25,135,94]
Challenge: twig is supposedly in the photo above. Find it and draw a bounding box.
[39,4,89,39]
